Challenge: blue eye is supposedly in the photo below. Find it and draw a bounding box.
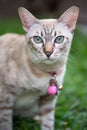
[33,36,43,44]
[54,36,64,44]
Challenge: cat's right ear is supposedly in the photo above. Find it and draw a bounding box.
[18,7,38,32]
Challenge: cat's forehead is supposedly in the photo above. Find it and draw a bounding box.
[28,19,71,38]
[40,19,57,33]
[40,19,57,26]
[28,19,57,37]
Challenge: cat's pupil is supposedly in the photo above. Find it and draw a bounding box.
[54,36,64,44]
[33,36,43,44]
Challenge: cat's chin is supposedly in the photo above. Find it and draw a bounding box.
[39,59,59,71]
[43,58,57,64]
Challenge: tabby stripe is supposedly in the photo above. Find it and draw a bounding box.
[41,31,43,37]
[0,98,13,104]
[0,106,13,110]
[0,100,4,103]
[7,90,17,96]
[40,108,54,116]
[39,95,55,106]
[8,91,16,96]
[43,124,51,129]
[0,118,9,122]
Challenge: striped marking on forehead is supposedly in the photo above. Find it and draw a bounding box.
[42,20,56,34]
[40,20,57,41]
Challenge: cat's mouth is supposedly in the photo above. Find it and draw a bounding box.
[43,57,57,64]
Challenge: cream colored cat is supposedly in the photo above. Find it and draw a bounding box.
[0,6,79,130]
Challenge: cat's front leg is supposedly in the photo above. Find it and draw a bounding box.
[0,89,14,130]
[39,95,57,130]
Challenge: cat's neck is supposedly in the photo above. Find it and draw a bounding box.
[27,57,65,78]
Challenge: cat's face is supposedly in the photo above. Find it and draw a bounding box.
[18,6,79,70]
[26,20,72,65]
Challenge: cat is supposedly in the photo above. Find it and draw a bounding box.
[0,6,79,130]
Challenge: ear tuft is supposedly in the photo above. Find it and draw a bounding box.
[18,7,38,32]
[59,6,79,31]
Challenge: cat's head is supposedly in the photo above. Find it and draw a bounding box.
[18,6,79,71]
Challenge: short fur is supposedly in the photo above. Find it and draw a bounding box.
[0,6,79,130]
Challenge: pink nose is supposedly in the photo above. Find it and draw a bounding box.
[45,51,53,58]
[43,42,53,58]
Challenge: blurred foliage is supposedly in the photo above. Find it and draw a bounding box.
[0,18,87,130]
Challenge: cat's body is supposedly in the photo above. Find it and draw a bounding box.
[0,6,79,130]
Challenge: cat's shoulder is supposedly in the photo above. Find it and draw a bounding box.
[0,33,24,38]
[0,33,25,41]
[0,33,26,46]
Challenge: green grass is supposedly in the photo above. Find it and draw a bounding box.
[0,18,87,130]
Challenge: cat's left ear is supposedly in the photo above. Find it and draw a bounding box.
[18,7,38,32]
[59,6,79,31]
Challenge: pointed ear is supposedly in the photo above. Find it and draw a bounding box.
[59,6,79,31]
[18,7,38,32]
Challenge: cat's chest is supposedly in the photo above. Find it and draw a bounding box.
[31,75,50,94]
[17,67,64,97]
[14,75,50,111]
[18,68,50,94]
[15,66,64,110]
